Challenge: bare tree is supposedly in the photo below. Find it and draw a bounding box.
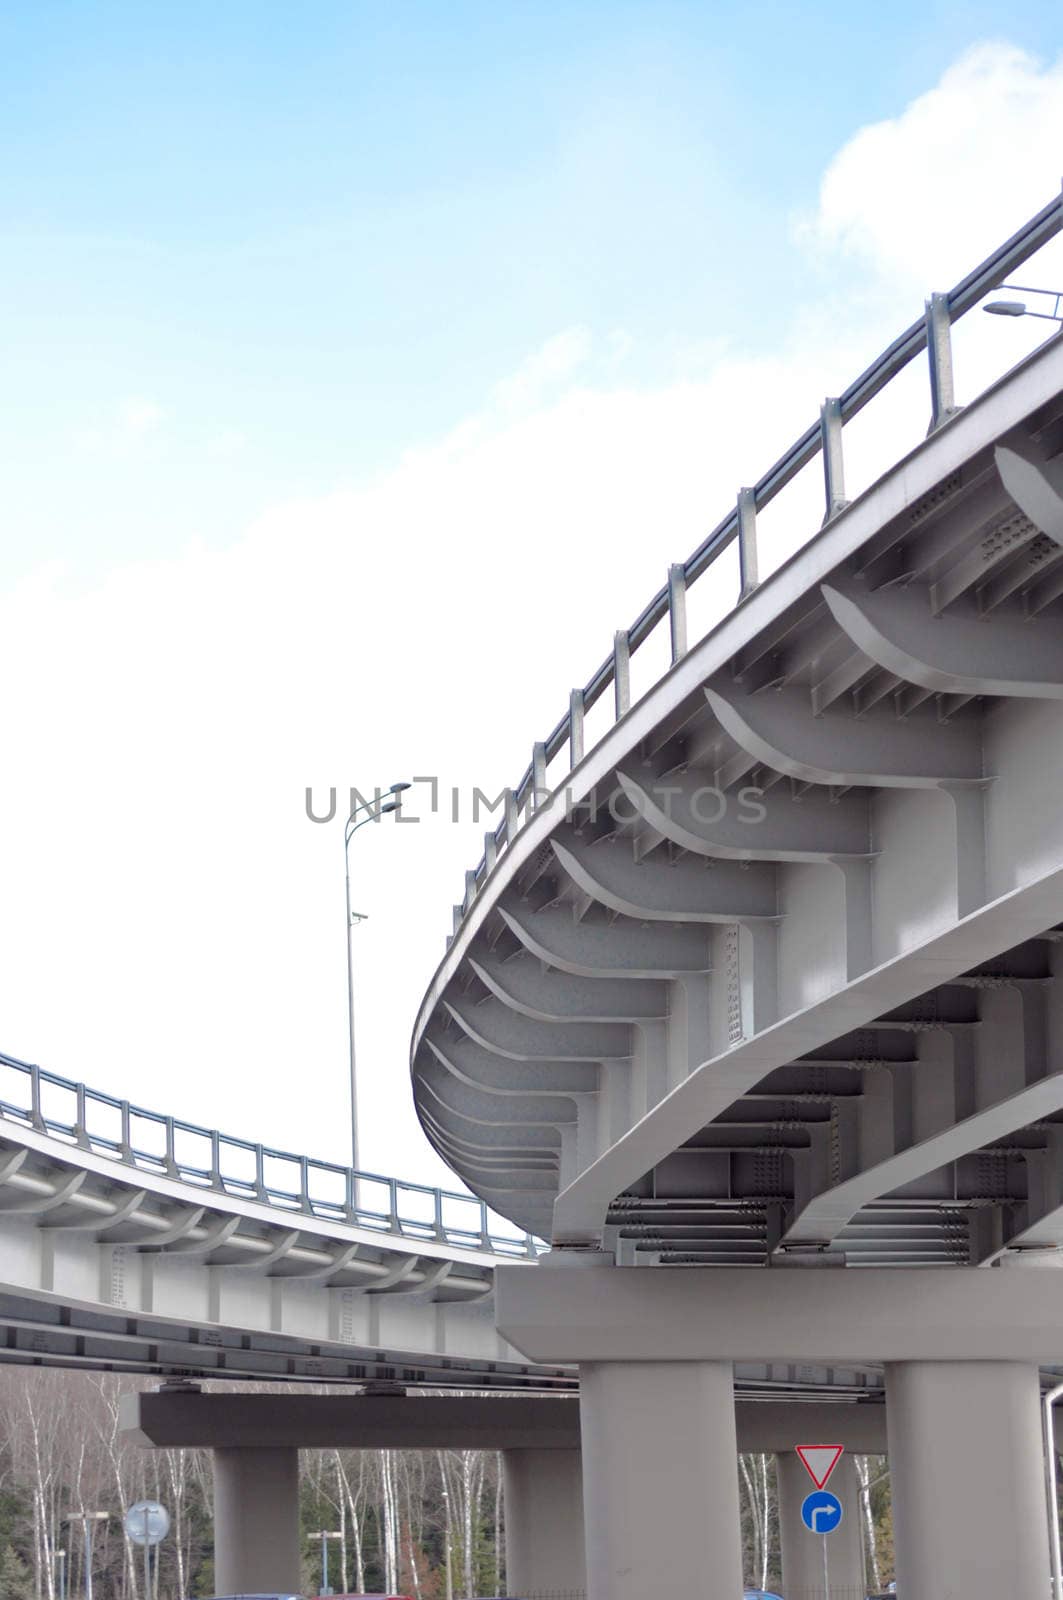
[437,1451,455,1600]
[857,1453,889,1592]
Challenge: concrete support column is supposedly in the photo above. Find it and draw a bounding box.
[777,1452,865,1600]
[213,1446,302,1596]
[579,1360,744,1600]
[886,1360,1049,1600]
[502,1447,586,1596]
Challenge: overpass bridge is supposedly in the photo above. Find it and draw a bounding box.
[0,1045,551,1391]
[6,192,1063,1600]
[410,188,1063,1598]
[0,1045,878,1594]
[0,1045,866,1399]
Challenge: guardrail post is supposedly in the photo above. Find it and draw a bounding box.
[299,1155,311,1211]
[210,1129,222,1187]
[388,1178,400,1232]
[254,1143,267,1200]
[668,564,688,662]
[504,787,519,846]
[75,1082,89,1147]
[613,630,631,719]
[164,1116,178,1175]
[119,1101,133,1159]
[820,396,849,523]
[737,487,759,598]
[434,1188,445,1239]
[479,1200,491,1250]
[926,292,960,432]
[29,1065,44,1133]
[531,741,547,809]
[569,688,585,766]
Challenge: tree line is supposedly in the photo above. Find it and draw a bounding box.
[0,1369,896,1598]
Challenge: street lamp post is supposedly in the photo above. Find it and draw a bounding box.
[984,283,1063,323]
[314,1529,343,1597]
[344,782,410,1176]
[54,1548,67,1600]
[63,1512,107,1600]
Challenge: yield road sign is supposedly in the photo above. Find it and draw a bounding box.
[796,1444,843,1489]
[801,1489,844,1534]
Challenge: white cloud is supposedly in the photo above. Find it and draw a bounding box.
[206,427,247,459]
[73,395,168,457]
[120,396,166,436]
[4,40,1063,1190]
[806,43,1063,290]
[492,326,593,411]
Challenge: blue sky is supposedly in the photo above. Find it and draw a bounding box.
[2,8,1063,1185]
[4,2,1063,582]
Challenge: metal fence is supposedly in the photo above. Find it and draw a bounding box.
[448,188,1063,941]
[502,1592,586,1599]
[0,1047,539,1257]
[453,1586,876,1599]
[779,1589,870,1600]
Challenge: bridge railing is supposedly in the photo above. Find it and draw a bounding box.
[0,1049,540,1258]
[449,189,1063,942]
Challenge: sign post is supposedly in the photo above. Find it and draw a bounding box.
[124,1500,170,1600]
[796,1445,844,1600]
[314,1529,343,1597]
[823,1523,830,1600]
[62,1511,107,1600]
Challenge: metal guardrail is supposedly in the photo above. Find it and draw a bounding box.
[451,188,1063,937]
[0,1048,539,1257]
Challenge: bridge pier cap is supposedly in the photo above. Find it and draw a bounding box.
[118,1388,888,1454]
[495,1258,1063,1364]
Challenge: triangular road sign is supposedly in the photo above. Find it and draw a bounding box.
[796,1444,843,1489]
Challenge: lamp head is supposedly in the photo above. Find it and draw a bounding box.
[984,299,1027,317]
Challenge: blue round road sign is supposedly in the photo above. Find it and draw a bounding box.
[801,1489,843,1534]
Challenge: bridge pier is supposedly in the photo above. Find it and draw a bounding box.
[121,1390,587,1594]
[502,1447,586,1595]
[498,1260,1063,1599]
[212,1446,302,1597]
[886,1360,1050,1600]
[579,1359,744,1600]
[776,1451,864,1600]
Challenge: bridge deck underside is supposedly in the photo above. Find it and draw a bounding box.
[0,1122,568,1390]
[0,1125,881,1396]
[413,337,1063,1264]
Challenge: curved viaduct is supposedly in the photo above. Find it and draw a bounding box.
[411,192,1063,1599]
[0,1048,872,1595]
[7,194,1063,1600]
[0,1047,553,1390]
[0,1047,862,1399]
